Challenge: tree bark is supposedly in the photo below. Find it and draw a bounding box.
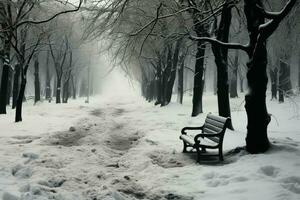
[244,0,271,153]
[12,64,21,109]
[15,72,27,122]
[154,62,162,105]
[191,41,206,116]
[211,0,233,130]
[0,30,11,114]
[177,58,184,104]
[0,63,9,114]
[63,79,69,103]
[53,78,57,97]
[56,77,61,104]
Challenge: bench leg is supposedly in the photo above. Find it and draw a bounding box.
[219,148,224,161]
[182,141,188,153]
[196,148,201,162]
[201,147,206,153]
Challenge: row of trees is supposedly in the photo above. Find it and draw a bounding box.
[83,0,299,153]
[0,0,97,122]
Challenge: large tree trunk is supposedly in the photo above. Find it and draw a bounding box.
[244,0,271,153]
[34,57,41,103]
[0,31,11,114]
[0,63,9,114]
[211,0,233,130]
[191,41,206,116]
[12,64,21,109]
[230,51,239,98]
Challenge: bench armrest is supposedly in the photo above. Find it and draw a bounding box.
[194,133,221,143]
[181,126,204,135]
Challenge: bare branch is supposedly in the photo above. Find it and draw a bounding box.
[15,0,83,28]
[189,34,250,53]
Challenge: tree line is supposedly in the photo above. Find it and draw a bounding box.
[83,0,299,153]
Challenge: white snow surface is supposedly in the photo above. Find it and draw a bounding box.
[1,89,300,199]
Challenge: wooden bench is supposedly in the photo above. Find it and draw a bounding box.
[179,114,231,162]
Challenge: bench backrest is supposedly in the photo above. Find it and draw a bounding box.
[202,114,230,143]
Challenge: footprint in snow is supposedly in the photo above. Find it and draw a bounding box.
[11,164,32,178]
[280,176,300,194]
[38,177,66,188]
[259,165,280,177]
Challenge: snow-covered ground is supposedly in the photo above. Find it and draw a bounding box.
[1,88,300,199]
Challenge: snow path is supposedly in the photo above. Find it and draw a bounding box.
[1,94,300,200]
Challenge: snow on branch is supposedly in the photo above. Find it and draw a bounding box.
[256,0,297,20]
[259,0,297,39]
[189,34,250,53]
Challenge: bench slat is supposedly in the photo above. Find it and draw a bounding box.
[205,118,225,129]
[180,135,195,146]
[203,128,220,143]
[204,123,222,133]
[207,114,228,124]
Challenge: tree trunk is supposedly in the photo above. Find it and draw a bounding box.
[244,0,271,153]
[213,68,217,95]
[165,44,179,105]
[154,62,163,105]
[56,77,61,104]
[6,68,12,105]
[230,51,239,98]
[15,76,26,122]
[71,75,76,99]
[298,59,300,91]
[63,80,69,103]
[0,31,11,114]
[211,0,233,130]
[240,76,244,93]
[45,51,51,100]
[191,41,206,116]
[34,57,41,103]
[166,40,182,104]
[279,59,292,96]
[161,67,168,106]
[269,68,278,100]
[177,60,184,104]
[0,63,9,114]
[53,78,57,98]
[12,64,21,109]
